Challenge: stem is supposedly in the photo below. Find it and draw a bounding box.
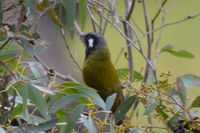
[142,0,158,82]
[123,0,136,83]
[151,0,167,43]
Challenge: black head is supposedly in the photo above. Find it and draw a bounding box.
[81,32,107,58]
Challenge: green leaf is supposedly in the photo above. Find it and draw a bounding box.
[0,50,21,60]
[134,71,144,82]
[76,86,106,110]
[117,68,144,81]
[19,25,31,31]
[22,31,41,39]
[59,82,84,88]
[161,44,174,51]
[80,115,98,133]
[144,101,159,115]
[176,74,200,107]
[10,104,23,119]
[50,94,84,113]
[172,50,194,58]
[114,96,137,124]
[179,74,200,89]
[156,104,169,120]
[161,44,194,59]
[20,38,47,55]
[0,127,6,133]
[176,79,187,106]
[25,0,36,17]
[28,119,58,132]
[0,0,3,25]
[167,115,179,130]
[0,30,6,41]
[20,111,45,124]
[64,104,85,133]
[19,83,28,114]
[28,62,45,78]
[105,93,117,111]
[191,95,200,108]
[79,0,87,29]
[56,110,67,133]
[63,0,76,38]
[28,84,50,119]
[130,128,143,133]
[117,68,129,80]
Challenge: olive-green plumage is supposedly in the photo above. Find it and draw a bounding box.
[81,32,123,112]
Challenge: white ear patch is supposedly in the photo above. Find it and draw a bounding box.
[88,38,94,48]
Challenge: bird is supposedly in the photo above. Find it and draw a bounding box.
[81,32,124,113]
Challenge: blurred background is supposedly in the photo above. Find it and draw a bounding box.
[36,0,200,96]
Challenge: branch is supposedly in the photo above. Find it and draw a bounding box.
[125,0,136,20]
[101,13,155,73]
[74,21,84,37]
[32,1,60,32]
[0,38,12,51]
[0,60,16,80]
[151,0,167,43]
[0,80,18,93]
[60,29,82,71]
[33,55,79,83]
[123,0,136,82]
[142,0,156,84]
[87,5,100,32]
[148,12,200,34]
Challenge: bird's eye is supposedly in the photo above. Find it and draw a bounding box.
[88,38,94,48]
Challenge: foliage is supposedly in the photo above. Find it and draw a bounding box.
[0,0,200,133]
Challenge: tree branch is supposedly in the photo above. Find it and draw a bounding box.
[60,28,82,71]
[151,0,167,43]
[33,55,79,83]
[123,0,136,82]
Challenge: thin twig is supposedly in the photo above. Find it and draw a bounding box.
[101,14,155,72]
[0,61,16,80]
[0,80,18,93]
[151,0,167,43]
[0,38,12,51]
[32,1,60,33]
[60,29,82,71]
[142,0,155,83]
[125,0,136,20]
[123,0,136,82]
[74,21,84,37]
[33,55,79,83]
[102,12,109,35]
[87,5,100,32]
[148,12,200,34]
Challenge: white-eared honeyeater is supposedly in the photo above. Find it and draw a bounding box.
[81,32,124,112]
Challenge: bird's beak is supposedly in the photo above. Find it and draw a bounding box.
[80,34,87,47]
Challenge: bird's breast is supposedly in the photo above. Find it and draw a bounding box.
[82,55,120,100]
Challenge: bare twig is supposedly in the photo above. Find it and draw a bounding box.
[60,29,82,71]
[32,1,60,32]
[75,21,84,37]
[125,0,136,20]
[0,61,16,80]
[142,0,156,84]
[114,47,126,65]
[148,12,200,34]
[0,38,12,51]
[101,14,155,73]
[0,80,18,93]
[87,5,100,32]
[151,0,167,43]
[33,55,79,83]
[102,12,109,35]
